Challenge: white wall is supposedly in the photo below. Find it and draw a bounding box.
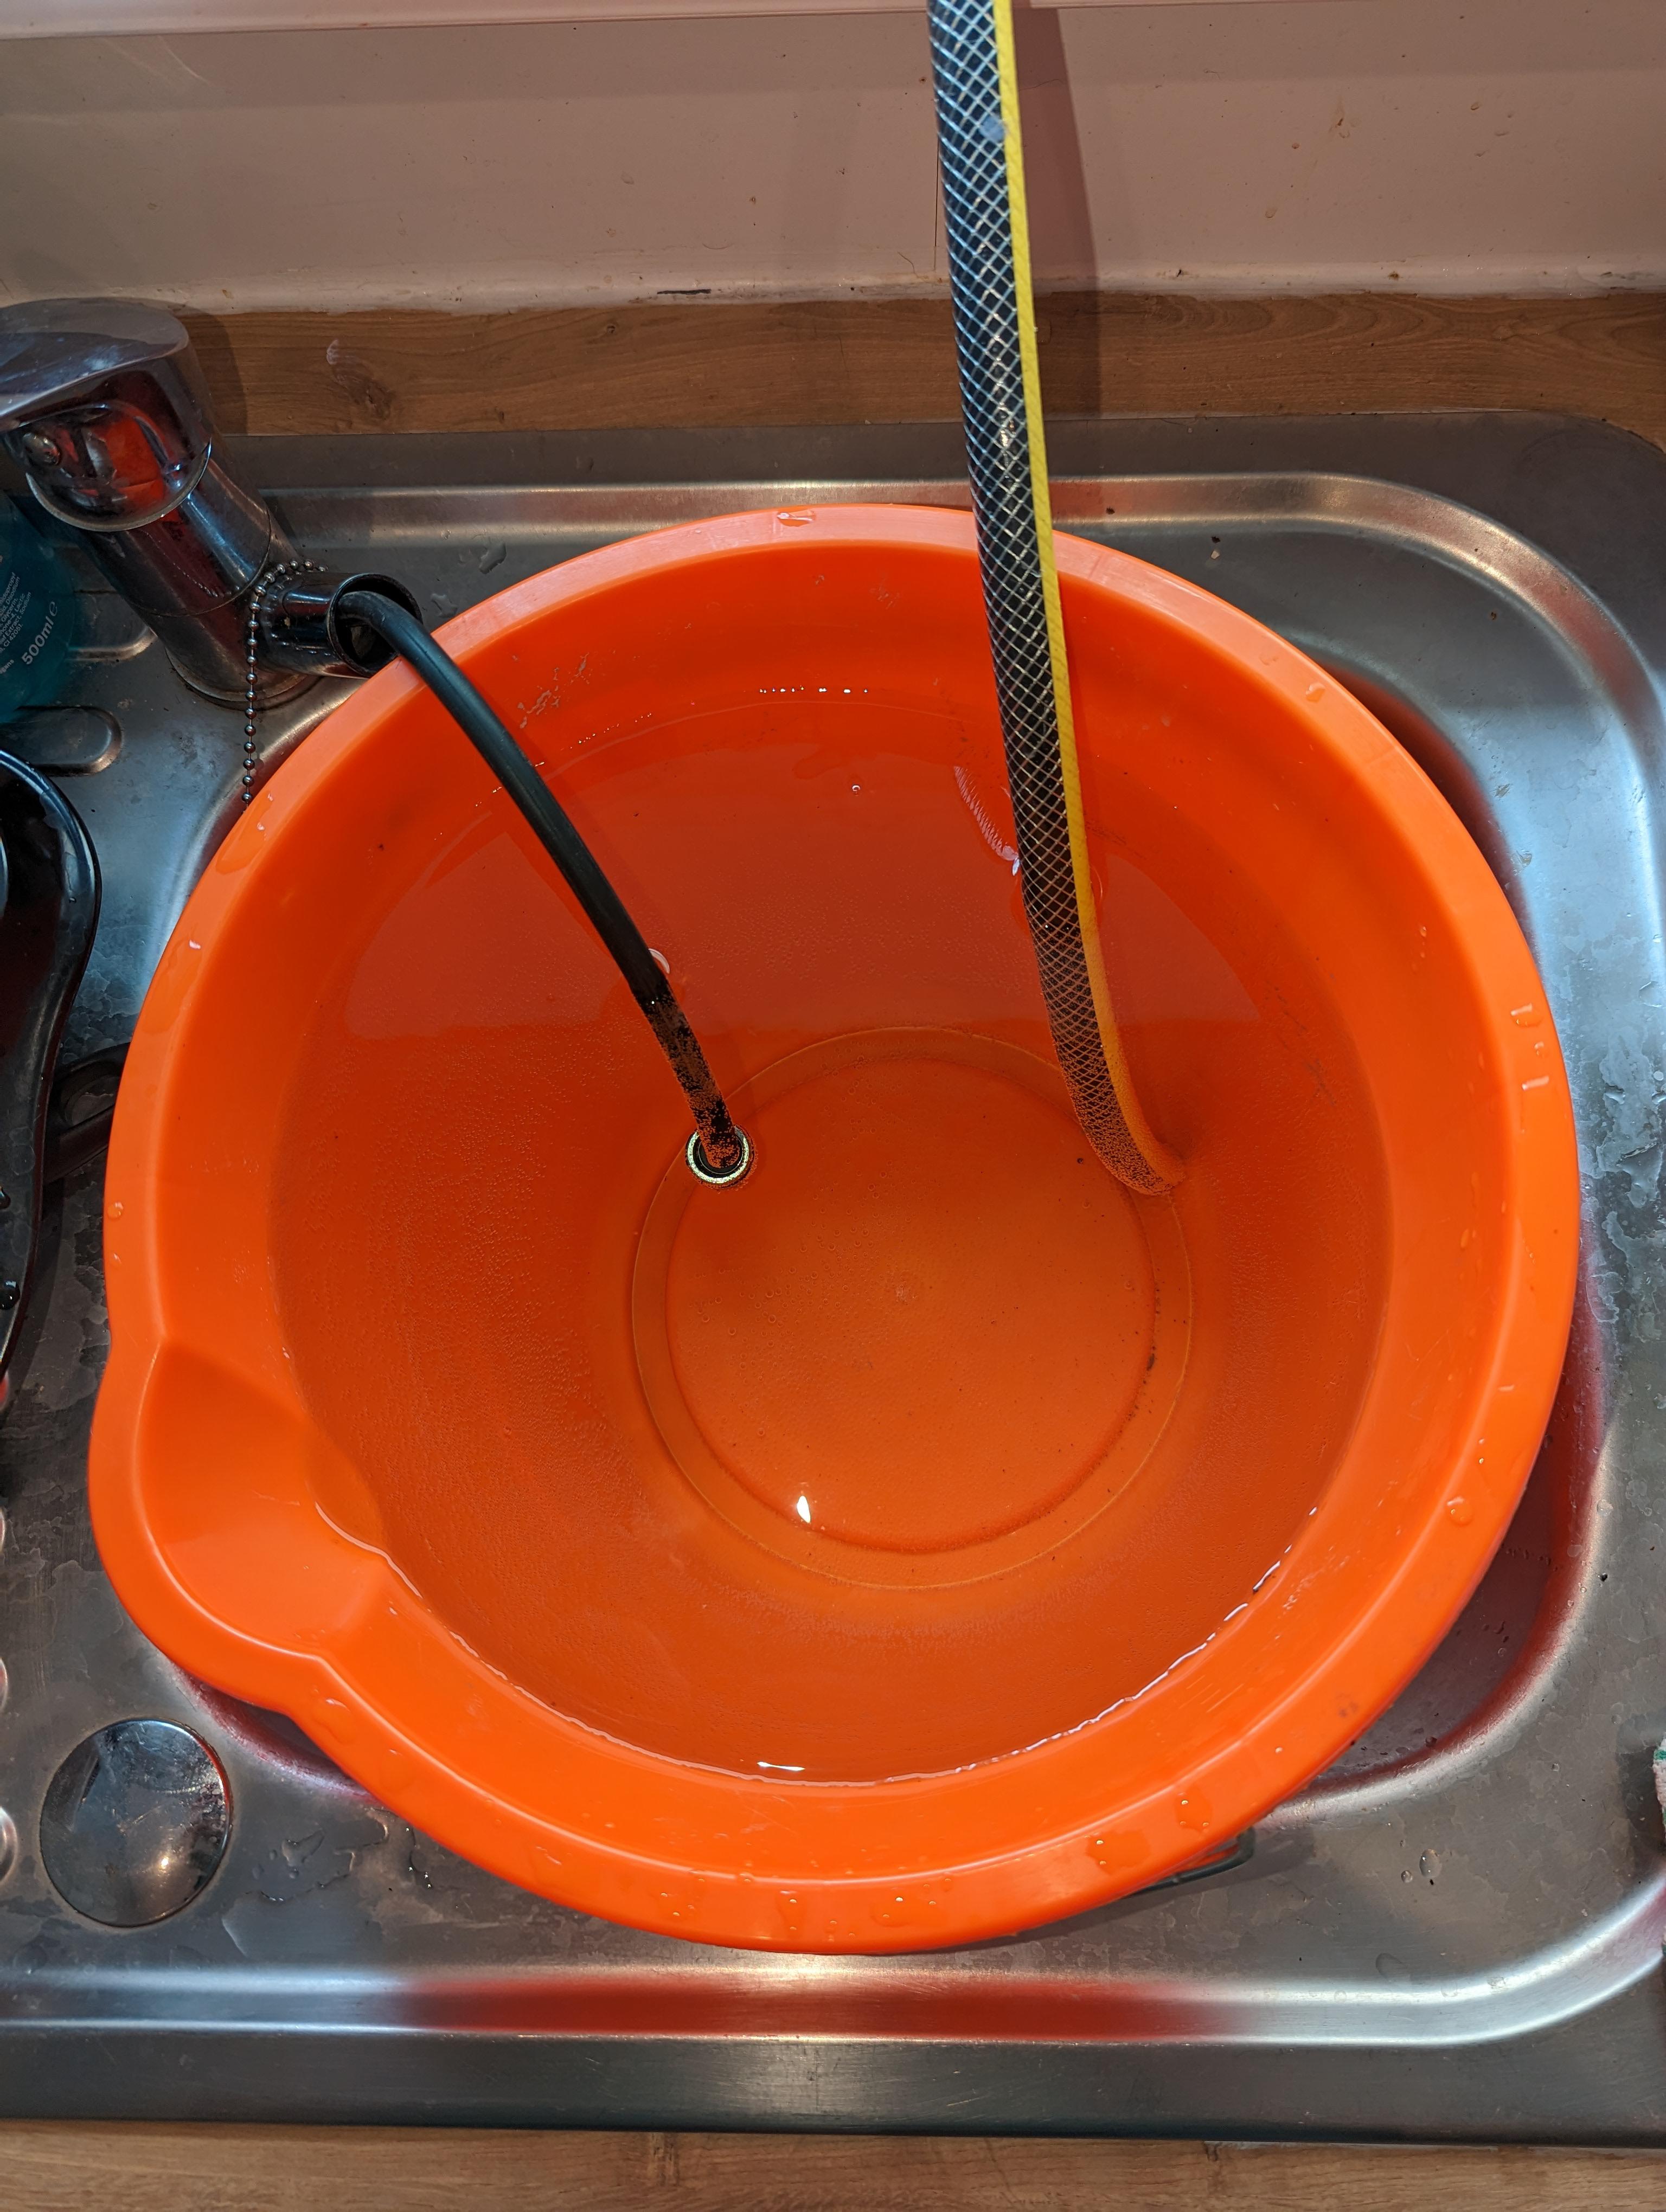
[3,0,1662,312]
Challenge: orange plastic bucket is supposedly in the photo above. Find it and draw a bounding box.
[90,507,1579,1950]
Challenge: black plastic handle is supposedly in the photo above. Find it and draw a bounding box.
[0,751,99,1383]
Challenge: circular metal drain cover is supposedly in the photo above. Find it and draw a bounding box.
[40,1719,230,1925]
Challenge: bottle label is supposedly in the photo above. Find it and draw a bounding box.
[0,567,25,665]
[0,568,58,675]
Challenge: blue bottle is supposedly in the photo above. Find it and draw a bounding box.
[0,498,80,724]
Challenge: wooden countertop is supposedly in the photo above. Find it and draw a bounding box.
[180,291,1666,446]
[8,2126,1666,2209]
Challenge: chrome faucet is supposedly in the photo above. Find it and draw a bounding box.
[0,299,427,1388]
[0,297,416,704]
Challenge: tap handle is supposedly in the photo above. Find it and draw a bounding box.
[0,298,214,531]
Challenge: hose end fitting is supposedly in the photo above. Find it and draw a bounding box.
[687,1127,753,1188]
[257,570,425,679]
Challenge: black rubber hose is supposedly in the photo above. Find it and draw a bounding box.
[337,588,747,1179]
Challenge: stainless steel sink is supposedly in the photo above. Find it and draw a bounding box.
[3,412,1665,2138]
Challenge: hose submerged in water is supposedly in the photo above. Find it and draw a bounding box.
[341,23,1176,1203]
[337,588,751,1185]
[925,0,1181,1195]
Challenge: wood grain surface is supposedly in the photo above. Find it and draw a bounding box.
[179,292,1666,445]
[6,2126,1666,2209]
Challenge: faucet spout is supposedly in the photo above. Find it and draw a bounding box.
[0,298,311,705]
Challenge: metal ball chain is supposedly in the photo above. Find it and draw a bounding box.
[242,558,319,804]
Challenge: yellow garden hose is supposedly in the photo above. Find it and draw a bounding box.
[926,0,1181,1195]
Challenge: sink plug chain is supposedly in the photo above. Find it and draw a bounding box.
[242,560,319,805]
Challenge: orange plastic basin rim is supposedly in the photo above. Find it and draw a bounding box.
[89,506,1580,1953]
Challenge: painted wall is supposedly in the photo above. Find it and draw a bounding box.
[3,0,1662,312]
